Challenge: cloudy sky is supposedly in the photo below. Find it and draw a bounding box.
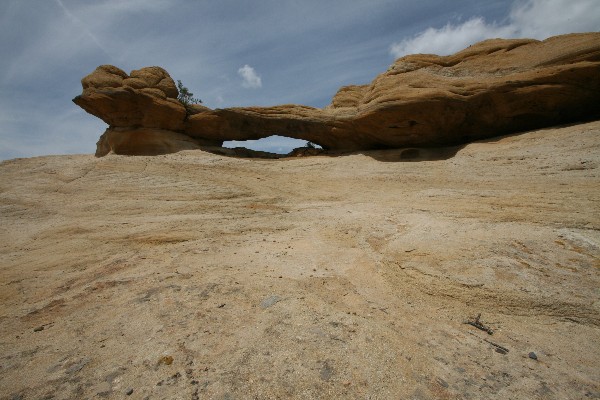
[0,0,598,160]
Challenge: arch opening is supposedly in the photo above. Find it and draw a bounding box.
[222,135,322,155]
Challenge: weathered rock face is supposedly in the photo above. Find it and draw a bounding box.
[75,65,187,132]
[2,121,600,399]
[95,128,204,157]
[74,33,600,156]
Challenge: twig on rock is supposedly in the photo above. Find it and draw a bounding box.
[464,313,494,335]
[482,337,509,354]
[466,331,509,354]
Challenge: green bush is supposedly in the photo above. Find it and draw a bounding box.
[177,80,202,107]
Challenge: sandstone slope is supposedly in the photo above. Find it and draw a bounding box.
[73,33,600,156]
[1,121,599,399]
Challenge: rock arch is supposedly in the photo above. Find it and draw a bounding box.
[74,33,600,157]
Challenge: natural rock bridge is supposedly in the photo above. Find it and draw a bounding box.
[73,32,600,157]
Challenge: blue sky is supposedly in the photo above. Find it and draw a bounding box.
[0,0,598,160]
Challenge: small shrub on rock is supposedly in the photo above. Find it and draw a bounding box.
[177,80,202,111]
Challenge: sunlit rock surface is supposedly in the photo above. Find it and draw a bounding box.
[74,32,600,156]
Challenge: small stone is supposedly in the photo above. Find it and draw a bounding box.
[33,326,44,332]
[528,352,538,360]
[436,378,449,388]
[125,388,134,396]
[320,362,334,381]
[66,357,91,374]
[158,355,174,365]
[260,295,281,309]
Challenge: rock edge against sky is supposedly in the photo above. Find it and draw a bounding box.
[73,32,600,157]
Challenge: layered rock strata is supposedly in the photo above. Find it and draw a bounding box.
[73,33,600,156]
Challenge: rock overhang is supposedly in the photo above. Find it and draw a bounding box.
[73,32,600,157]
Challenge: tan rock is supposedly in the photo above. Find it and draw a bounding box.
[129,66,178,99]
[74,32,600,156]
[74,65,186,133]
[81,65,127,90]
[328,85,367,109]
[1,121,599,399]
[74,86,186,131]
[95,127,221,157]
[121,77,148,90]
[345,33,600,147]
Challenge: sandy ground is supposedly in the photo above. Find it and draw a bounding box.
[1,121,599,399]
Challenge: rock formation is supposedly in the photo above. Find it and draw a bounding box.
[73,32,600,156]
[2,121,600,398]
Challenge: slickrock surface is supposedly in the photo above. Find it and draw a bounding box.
[74,33,600,156]
[1,121,599,399]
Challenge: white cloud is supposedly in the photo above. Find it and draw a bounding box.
[509,0,600,38]
[390,0,600,58]
[390,17,513,58]
[237,64,262,89]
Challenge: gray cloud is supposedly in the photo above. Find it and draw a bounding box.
[54,0,110,58]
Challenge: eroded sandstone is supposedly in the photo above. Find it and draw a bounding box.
[73,32,600,156]
[1,122,599,398]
